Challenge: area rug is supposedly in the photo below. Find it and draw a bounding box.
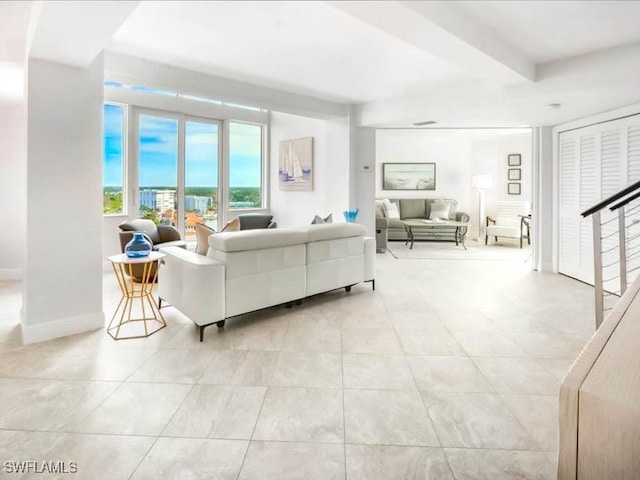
[387,240,532,262]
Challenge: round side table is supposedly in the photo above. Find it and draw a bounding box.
[107,251,166,340]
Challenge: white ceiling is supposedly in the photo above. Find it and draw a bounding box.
[11,0,640,127]
[454,1,640,64]
[109,1,464,103]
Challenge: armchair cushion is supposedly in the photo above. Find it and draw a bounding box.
[157,224,183,243]
[238,214,276,230]
[119,219,161,244]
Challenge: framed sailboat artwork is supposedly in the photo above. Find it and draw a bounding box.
[279,137,314,191]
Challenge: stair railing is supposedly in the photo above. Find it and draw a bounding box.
[582,180,640,328]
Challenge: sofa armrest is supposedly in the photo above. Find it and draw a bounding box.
[157,224,182,243]
[158,246,225,326]
[376,216,389,229]
[456,212,470,223]
[364,237,376,281]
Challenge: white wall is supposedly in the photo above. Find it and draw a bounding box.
[22,56,104,343]
[0,103,27,278]
[269,111,350,227]
[375,129,532,237]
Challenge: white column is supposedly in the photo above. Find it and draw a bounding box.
[22,55,105,343]
[353,127,376,236]
[532,126,554,272]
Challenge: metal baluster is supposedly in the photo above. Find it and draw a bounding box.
[593,211,604,329]
[619,206,627,295]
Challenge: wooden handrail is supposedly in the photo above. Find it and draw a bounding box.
[582,179,640,217]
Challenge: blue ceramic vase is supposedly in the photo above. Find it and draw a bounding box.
[125,232,152,258]
[343,209,359,223]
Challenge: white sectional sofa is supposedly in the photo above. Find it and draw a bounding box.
[158,223,376,341]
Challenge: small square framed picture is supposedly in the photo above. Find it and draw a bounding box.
[508,154,521,166]
[508,183,521,195]
[508,168,521,181]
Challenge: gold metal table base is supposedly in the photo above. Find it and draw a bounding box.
[107,256,166,340]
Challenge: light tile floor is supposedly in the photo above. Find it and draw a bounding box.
[0,245,595,479]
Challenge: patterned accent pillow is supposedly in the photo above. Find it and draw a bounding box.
[434,199,458,220]
[311,214,333,224]
[429,203,450,220]
[195,223,216,255]
[221,218,240,232]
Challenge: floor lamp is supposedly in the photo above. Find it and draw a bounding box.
[472,174,493,243]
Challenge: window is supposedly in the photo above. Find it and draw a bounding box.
[103,104,125,214]
[229,122,263,209]
[137,114,179,226]
[185,120,219,238]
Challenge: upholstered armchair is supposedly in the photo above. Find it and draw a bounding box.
[485,201,531,248]
[118,219,187,281]
[238,214,277,230]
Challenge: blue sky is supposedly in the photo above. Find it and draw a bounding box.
[103,106,262,188]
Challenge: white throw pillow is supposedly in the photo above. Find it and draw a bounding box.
[383,199,400,219]
[375,200,386,218]
[429,203,450,220]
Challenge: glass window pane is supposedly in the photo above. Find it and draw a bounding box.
[138,115,178,227]
[229,123,262,209]
[185,121,219,240]
[103,104,124,214]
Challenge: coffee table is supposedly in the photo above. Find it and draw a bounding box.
[402,219,471,250]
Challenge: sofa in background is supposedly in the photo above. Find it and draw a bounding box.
[158,223,376,340]
[375,198,470,247]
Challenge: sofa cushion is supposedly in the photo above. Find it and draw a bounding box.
[399,199,426,220]
[209,228,307,252]
[299,223,366,242]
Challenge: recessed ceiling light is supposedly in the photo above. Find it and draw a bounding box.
[546,103,562,110]
[413,120,437,126]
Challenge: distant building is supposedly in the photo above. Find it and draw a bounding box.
[139,189,176,212]
[185,195,210,214]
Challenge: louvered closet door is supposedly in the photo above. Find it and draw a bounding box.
[557,114,640,286]
[625,120,640,286]
[600,129,623,294]
[559,133,580,280]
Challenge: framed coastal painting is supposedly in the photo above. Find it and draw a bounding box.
[383,163,436,190]
[279,137,313,191]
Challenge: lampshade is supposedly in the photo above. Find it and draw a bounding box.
[472,174,493,190]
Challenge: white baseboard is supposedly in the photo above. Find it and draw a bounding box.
[0,269,22,280]
[21,311,105,345]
